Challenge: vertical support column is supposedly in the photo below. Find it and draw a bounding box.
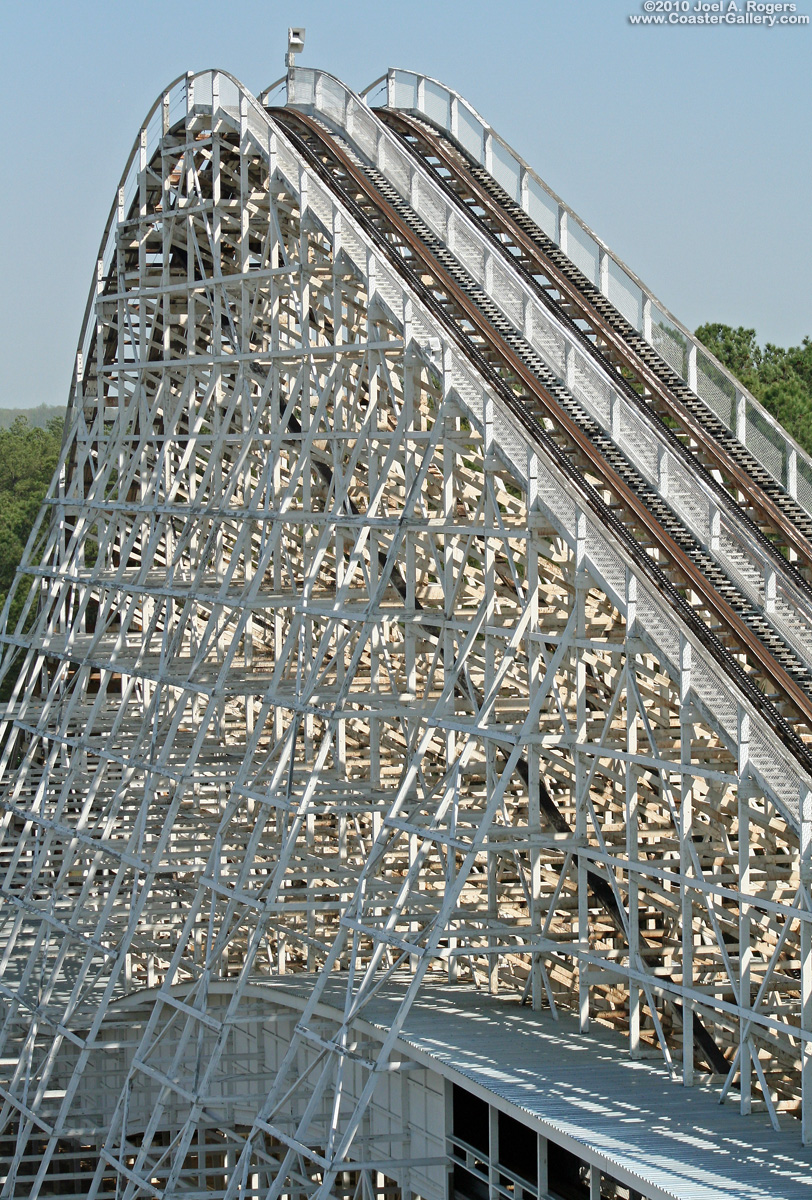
[211,98,224,600]
[488,1106,498,1200]
[679,636,694,1087]
[409,163,420,212]
[80,245,102,601]
[447,210,457,259]
[301,165,314,758]
[657,444,670,501]
[158,99,175,608]
[709,502,720,553]
[211,68,220,120]
[368,390,381,783]
[763,562,776,614]
[114,143,132,674]
[802,783,812,1144]
[527,453,542,1010]
[271,190,284,749]
[138,126,148,365]
[443,1078,454,1200]
[332,196,344,347]
[300,164,315,767]
[403,308,417,716]
[444,383,458,984]
[239,84,255,727]
[404,328,419,974]
[184,66,197,650]
[626,570,640,1058]
[537,1134,548,1200]
[416,74,426,118]
[642,296,652,344]
[400,1068,413,1200]
[161,105,172,368]
[575,509,589,1032]
[522,291,534,350]
[558,207,568,257]
[687,343,698,394]
[306,794,317,972]
[450,95,459,140]
[522,294,534,347]
[331,285,351,958]
[736,390,747,446]
[787,445,798,499]
[565,341,575,394]
[344,91,355,141]
[94,252,105,365]
[599,248,609,298]
[116,174,126,399]
[738,707,752,1115]
[269,122,278,178]
[335,287,352,770]
[609,390,620,444]
[484,250,494,305]
[139,93,154,703]
[484,394,498,995]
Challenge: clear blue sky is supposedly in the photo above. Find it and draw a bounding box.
[1,0,809,408]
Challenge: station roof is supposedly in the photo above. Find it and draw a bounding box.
[252,975,812,1200]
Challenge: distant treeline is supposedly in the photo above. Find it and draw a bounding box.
[0,405,65,431]
[0,416,64,637]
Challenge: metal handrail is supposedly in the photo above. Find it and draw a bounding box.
[283,67,812,677]
[63,64,812,825]
[377,67,812,519]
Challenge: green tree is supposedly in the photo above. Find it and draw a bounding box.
[694,323,762,384]
[0,416,63,633]
[695,324,812,455]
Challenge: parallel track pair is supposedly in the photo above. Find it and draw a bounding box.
[268,107,812,783]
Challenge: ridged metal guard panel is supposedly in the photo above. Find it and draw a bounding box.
[246,978,812,1200]
[381,67,812,523]
[296,69,809,824]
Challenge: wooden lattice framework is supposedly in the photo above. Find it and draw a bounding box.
[0,69,810,1200]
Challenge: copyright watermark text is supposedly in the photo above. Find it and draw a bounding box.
[629,1,809,24]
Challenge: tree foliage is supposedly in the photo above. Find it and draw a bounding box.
[695,323,812,454]
[0,416,63,633]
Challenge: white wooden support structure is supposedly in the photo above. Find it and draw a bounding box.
[0,62,810,1200]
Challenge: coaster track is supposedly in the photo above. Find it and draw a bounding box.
[271,106,812,766]
[379,110,812,579]
[0,64,811,1199]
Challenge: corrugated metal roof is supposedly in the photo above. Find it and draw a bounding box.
[253,976,812,1200]
[363,981,812,1200]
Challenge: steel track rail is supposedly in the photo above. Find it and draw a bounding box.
[268,108,812,780]
[378,109,812,590]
